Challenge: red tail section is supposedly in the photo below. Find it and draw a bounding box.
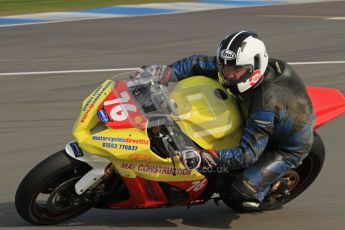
[307,86,345,129]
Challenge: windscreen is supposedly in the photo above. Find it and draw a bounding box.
[110,68,242,152]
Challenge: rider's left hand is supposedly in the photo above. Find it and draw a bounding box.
[134,65,173,85]
[199,149,219,172]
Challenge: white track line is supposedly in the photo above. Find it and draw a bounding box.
[288,61,345,65]
[0,61,344,76]
[326,17,345,20]
[0,68,139,76]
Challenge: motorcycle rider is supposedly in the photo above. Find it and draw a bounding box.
[140,31,315,208]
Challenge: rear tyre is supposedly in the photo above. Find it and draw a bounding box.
[15,150,93,225]
[222,132,325,212]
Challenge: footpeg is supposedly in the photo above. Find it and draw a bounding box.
[213,197,222,206]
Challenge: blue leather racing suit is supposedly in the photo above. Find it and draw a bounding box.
[169,55,315,203]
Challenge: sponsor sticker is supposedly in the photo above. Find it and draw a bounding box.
[102,143,138,151]
[81,81,112,123]
[220,49,236,60]
[70,142,83,157]
[120,163,192,176]
[248,70,263,87]
[97,109,109,123]
[129,154,152,161]
[92,135,149,145]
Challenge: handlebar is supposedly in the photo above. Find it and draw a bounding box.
[126,77,201,170]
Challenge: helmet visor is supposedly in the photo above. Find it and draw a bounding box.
[219,64,253,82]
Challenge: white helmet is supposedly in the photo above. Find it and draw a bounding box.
[217,31,268,94]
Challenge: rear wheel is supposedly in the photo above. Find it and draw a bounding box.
[15,150,93,225]
[223,132,325,212]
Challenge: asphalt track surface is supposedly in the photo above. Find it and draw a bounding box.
[0,1,345,229]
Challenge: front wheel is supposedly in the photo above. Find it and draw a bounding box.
[15,150,93,225]
[223,132,325,212]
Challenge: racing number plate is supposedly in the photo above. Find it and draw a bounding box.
[98,80,148,129]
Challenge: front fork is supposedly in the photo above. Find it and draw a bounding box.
[65,141,111,195]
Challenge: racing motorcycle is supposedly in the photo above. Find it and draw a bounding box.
[15,69,345,225]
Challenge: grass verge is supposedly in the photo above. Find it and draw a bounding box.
[0,0,194,16]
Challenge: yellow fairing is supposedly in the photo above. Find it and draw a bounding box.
[73,77,243,182]
[72,80,204,182]
[170,76,243,150]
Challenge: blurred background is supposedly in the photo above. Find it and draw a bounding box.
[0,0,344,229]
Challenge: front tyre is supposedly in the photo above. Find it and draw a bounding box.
[223,132,325,212]
[15,150,93,225]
